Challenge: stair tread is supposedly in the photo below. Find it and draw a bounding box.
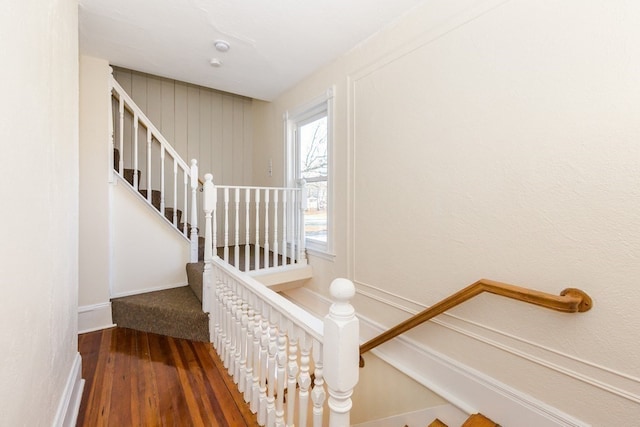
[111,286,208,342]
[428,419,448,427]
[461,414,499,427]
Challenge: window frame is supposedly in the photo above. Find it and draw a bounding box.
[285,88,334,256]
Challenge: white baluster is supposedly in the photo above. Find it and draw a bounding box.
[264,189,270,269]
[133,115,139,190]
[213,186,218,255]
[224,187,230,263]
[266,309,278,426]
[239,297,249,394]
[173,158,178,226]
[324,278,359,427]
[258,304,269,425]
[251,305,262,414]
[273,190,279,267]
[202,174,214,315]
[286,327,298,427]
[108,87,115,180]
[118,97,124,175]
[282,190,288,266]
[244,189,251,272]
[234,187,240,267]
[228,287,238,376]
[244,303,255,404]
[275,319,287,427]
[312,341,326,427]
[189,159,198,262]
[183,170,188,236]
[234,287,244,384]
[255,189,261,270]
[298,333,312,427]
[147,127,152,203]
[159,144,165,214]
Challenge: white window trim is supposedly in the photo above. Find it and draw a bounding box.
[284,87,335,256]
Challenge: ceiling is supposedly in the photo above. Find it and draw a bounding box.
[79,0,425,101]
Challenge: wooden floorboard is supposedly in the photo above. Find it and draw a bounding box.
[77,327,259,427]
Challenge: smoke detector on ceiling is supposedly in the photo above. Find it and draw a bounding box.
[214,40,230,52]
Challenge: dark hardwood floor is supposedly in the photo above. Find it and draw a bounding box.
[77,327,259,427]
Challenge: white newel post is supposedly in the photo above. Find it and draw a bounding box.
[202,173,215,314]
[190,159,199,262]
[323,278,359,427]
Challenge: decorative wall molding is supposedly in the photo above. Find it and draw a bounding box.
[78,302,115,334]
[355,280,640,405]
[284,286,639,426]
[53,353,84,427]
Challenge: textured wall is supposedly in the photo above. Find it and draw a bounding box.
[254,0,640,424]
[0,0,79,424]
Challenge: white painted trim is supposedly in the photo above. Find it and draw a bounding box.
[352,404,467,427]
[110,281,188,299]
[284,287,592,427]
[78,302,115,333]
[53,353,85,427]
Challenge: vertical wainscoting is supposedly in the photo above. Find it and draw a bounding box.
[112,67,253,187]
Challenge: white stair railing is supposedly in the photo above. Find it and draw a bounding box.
[203,174,307,273]
[108,73,199,262]
[203,172,357,426]
[207,252,359,427]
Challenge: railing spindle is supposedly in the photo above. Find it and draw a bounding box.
[258,303,269,425]
[245,189,251,272]
[224,187,230,263]
[255,190,261,269]
[244,303,255,404]
[282,190,288,266]
[251,305,262,414]
[266,309,278,426]
[273,191,279,267]
[312,341,326,427]
[118,97,124,175]
[298,333,312,427]
[133,115,139,190]
[183,170,188,235]
[147,128,153,203]
[286,328,298,427]
[189,159,198,262]
[159,144,165,215]
[275,319,287,427]
[173,159,178,226]
[234,188,240,266]
[264,189,270,269]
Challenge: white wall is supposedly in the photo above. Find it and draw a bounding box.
[0,0,81,425]
[79,56,114,332]
[111,180,190,297]
[256,1,640,424]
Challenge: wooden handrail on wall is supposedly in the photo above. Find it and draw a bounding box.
[359,279,592,366]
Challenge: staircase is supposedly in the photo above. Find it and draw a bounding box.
[107,73,309,343]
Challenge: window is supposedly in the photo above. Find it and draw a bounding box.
[286,88,333,254]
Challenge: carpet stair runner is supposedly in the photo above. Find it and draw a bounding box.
[111,147,211,341]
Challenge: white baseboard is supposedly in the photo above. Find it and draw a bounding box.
[78,302,115,333]
[284,287,590,427]
[110,281,188,299]
[53,352,85,427]
[352,404,467,427]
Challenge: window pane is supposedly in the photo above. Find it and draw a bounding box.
[299,116,328,243]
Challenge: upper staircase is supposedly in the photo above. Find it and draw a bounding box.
[107,72,310,343]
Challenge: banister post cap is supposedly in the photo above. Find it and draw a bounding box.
[204,173,213,182]
[191,159,197,166]
[330,278,355,303]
